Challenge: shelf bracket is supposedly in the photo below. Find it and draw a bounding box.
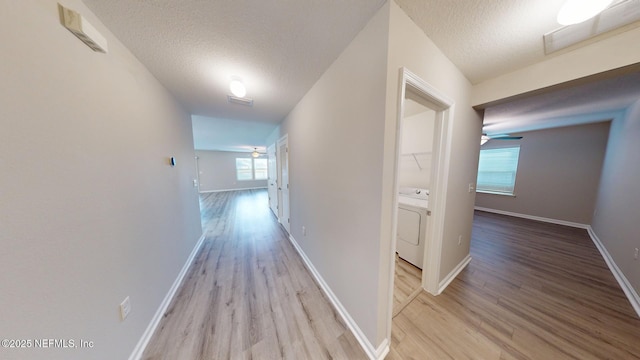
[411,153,423,171]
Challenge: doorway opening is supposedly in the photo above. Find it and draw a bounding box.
[392,96,436,316]
[387,67,454,334]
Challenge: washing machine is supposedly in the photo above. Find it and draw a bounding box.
[396,188,429,269]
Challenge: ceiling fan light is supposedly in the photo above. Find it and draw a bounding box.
[229,79,247,98]
[557,0,613,25]
[251,148,260,158]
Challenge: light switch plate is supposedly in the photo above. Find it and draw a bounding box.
[120,296,131,321]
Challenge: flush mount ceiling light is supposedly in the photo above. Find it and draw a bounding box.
[229,78,247,98]
[557,0,614,25]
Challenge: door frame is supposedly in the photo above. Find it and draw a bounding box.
[267,143,278,216]
[194,154,201,193]
[276,134,290,233]
[386,67,454,338]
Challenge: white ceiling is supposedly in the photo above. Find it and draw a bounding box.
[394,0,566,84]
[83,0,385,125]
[394,0,639,84]
[84,0,640,148]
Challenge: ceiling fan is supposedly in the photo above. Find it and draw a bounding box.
[251,147,265,158]
[480,133,523,145]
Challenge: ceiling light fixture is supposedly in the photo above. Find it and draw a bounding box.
[251,148,260,158]
[557,0,613,25]
[546,0,640,54]
[229,79,247,98]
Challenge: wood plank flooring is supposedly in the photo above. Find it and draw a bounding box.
[388,210,640,360]
[142,190,367,360]
[393,255,422,317]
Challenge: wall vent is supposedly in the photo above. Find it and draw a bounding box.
[59,3,108,53]
[227,95,254,107]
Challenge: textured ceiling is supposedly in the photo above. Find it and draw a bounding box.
[393,0,637,84]
[394,0,640,135]
[83,0,385,125]
[84,0,640,148]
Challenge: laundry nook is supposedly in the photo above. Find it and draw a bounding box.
[396,97,435,270]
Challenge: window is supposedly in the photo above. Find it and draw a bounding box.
[235,158,268,181]
[253,158,268,180]
[476,146,520,195]
[235,158,253,181]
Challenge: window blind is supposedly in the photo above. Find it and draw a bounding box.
[476,146,520,195]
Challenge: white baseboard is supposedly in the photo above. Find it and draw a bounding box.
[199,186,267,194]
[474,207,589,229]
[586,227,640,318]
[288,235,388,360]
[438,254,471,294]
[374,339,390,360]
[128,233,206,360]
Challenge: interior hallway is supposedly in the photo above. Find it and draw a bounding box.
[142,190,367,359]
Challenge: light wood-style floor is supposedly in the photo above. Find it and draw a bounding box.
[142,190,367,360]
[388,210,640,360]
[393,255,422,317]
[142,190,639,359]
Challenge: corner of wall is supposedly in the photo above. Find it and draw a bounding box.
[590,99,640,316]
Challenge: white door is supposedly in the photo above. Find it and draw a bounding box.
[277,135,290,233]
[267,144,277,215]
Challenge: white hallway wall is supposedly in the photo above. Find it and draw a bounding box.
[270,1,483,351]
[276,3,390,349]
[0,1,202,360]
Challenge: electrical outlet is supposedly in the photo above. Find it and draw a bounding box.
[302,226,307,236]
[634,248,639,260]
[468,183,475,193]
[458,235,462,246]
[120,296,131,321]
